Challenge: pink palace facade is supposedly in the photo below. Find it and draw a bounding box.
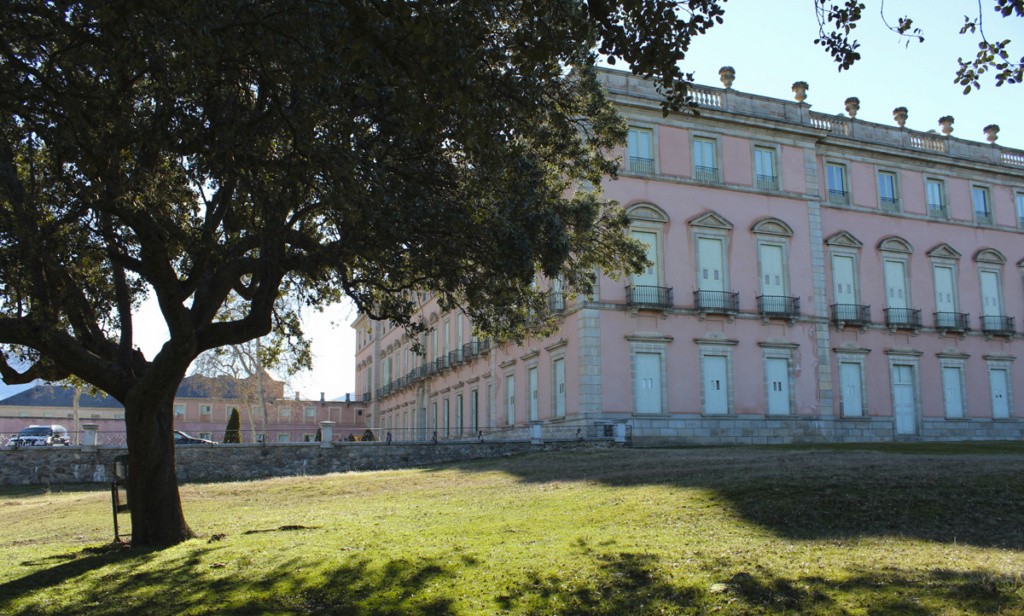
[353,67,1024,445]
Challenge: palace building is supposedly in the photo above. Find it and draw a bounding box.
[353,67,1024,445]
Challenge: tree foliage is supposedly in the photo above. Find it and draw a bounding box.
[223,408,241,444]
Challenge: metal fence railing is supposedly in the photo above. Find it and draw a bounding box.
[3,423,633,447]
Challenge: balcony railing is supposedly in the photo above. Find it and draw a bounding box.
[362,392,372,403]
[884,307,922,330]
[827,188,848,205]
[694,165,719,183]
[757,295,799,318]
[975,211,994,225]
[927,203,947,218]
[694,289,739,314]
[934,312,970,332]
[630,156,654,174]
[548,291,567,313]
[448,348,464,365]
[880,197,900,212]
[831,303,871,326]
[756,174,778,191]
[626,285,673,310]
[980,315,1016,336]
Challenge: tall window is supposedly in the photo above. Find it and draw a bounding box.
[926,179,946,217]
[505,374,515,424]
[754,147,777,190]
[628,127,654,174]
[1016,192,1024,228]
[826,163,848,204]
[972,186,992,224]
[693,137,717,182]
[877,171,898,211]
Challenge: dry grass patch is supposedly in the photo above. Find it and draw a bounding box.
[1,445,1024,614]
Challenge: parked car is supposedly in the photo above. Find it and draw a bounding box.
[7,425,71,447]
[173,430,216,445]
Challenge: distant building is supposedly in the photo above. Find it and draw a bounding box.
[0,374,367,443]
[354,67,1024,445]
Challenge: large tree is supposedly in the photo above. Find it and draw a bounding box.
[0,1,1018,548]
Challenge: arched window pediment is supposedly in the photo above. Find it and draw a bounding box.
[877,236,913,254]
[973,248,1006,264]
[627,203,669,224]
[751,217,793,238]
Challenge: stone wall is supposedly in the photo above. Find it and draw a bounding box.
[0,439,616,486]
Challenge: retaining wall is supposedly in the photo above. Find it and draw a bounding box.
[0,439,616,486]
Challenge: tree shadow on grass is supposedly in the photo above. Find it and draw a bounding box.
[498,548,1024,615]
[444,447,1024,550]
[0,542,462,616]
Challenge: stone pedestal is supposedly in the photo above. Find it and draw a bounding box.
[319,421,335,448]
[82,423,100,452]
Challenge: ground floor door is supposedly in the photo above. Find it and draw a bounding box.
[635,352,661,414]
[703,355,728,415]
[892,364,916,435]
[765,357,789,415]
[991,369,1010,419]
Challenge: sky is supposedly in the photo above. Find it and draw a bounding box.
[1,1,1019,402]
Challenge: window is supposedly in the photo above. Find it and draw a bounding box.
[752,218,795,319]
[173,404,185,416]
[972,185,992,224]
[926,179,947,218]
[693,137,718,182]
[826,163,848,204]
[198,432,213,441]
[877,171,899,212]
[277,433,290,443]
[697,335,736,415]
[456,394,464,433]
[754,147,778,190]
[976,249,1011,334]
[443,398,450,435]
[305,407,315,418]
[528,366,539,421]
[200,405,211,415]
[1017,192,1024,229]
[470,390,479,431]
[626,204,670,309]
[941,365,966,418]
[431,401,438,431]
[690,211,736,315]
[987,358,1014,419]
[505,373,515,424]
[552,358,566,418]
[627,127,654,174]
[836,353,867,417]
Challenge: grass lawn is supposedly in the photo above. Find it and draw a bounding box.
[2,444,1024,615]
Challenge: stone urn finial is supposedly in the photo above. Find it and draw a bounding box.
[844,97,860,118]
[939,115,955,135]
[719,66,735,89]
[893,106,908,128]
[984,124,1000,143]
[792,81,809,103]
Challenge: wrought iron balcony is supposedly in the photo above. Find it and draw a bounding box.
[934,312,970,333]
[362,392,372,403]
[756,174,778,191]
[831,303,871,327]
[827,188,848,205]
[694,289,739,314]
[927,203,947,218]
[547,291,566,313]
[433,357,448,373]
[980,315,1016,336]
[879,197,900,212]
[694,165,719,183]
[757,295,800,319]
[630,156,654,174]
[448,348,464,365]
[626,285,673,310]
[884,307,922,330]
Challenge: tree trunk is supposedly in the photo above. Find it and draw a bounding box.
[124,380,195,547]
